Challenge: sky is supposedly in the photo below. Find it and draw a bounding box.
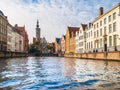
[0,0,120,43]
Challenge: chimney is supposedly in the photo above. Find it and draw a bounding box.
[99,7,103,16]
[15,24,18,28]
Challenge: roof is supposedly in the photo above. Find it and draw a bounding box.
[61,35,66,39]
[93,3,120,23]
[81,24,87,31]
[67,26,79,38]
[17,26,25,31]
[56,38,61,43]
[0,10,4,16]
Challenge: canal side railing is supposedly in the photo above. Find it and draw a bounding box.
[64,51,120,61]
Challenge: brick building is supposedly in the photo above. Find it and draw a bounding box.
[15,24,29,52]
[0,10,8,51]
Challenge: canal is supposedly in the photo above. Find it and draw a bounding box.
[0,57,120,90]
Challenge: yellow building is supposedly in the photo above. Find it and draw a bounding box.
[65,27,79,54]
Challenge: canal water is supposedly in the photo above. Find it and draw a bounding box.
[0,57,120,90]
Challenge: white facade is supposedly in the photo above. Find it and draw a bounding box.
[76,24,87,53]
[76,3,120,53]
[85,23,94,53]
[14,30,23,52]
[92,3,120,52]
[7,23,13,51]
[7,24,24,52]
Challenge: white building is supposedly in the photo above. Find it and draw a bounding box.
[92,4,120,52]
[76,3,120,53]
[75,24,87,53]
[85,23,94,53]
[14,28,23,52]
[7,24,24,52]
[7,23,13,51]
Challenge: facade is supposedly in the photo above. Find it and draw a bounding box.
[36,20,41,42]
[55,38,61,54]
[60,35,66,55]
[76,3,120,53]
[0,10,7,51]
[7,23,24,52]
[85,23,94,53]
[7,23,13,51]
[92,4,120,52]
[40,37,48,54]
[16,24,29,52]
[76,24,87,53]
[65,27,79,54]
[12,27,23,52]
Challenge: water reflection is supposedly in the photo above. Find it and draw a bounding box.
[0,57,120,89]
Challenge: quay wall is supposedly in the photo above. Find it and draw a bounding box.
[64,51,120,61]
[0,51,28,58]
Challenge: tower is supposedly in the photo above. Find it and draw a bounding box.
[36,20,41,42]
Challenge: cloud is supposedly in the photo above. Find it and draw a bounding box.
[0,0,120,43]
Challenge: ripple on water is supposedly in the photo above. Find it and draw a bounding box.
[0,80,21,88]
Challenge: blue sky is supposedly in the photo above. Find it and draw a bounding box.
[0,0,120,43]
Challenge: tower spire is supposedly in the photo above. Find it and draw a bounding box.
[37,19,39,28]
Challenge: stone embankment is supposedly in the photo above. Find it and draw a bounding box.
[0,51,28,58]
[64,51,120,61]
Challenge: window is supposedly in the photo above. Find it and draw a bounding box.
[89,32,90,38]
[109,36,112,47]
[113,35,117,46]
[97,30,99,37]
[104,27,107,35]
[113,12,116,20]
[100,20,102,26]
[109,24,112,33]
[113,22,116,32]
[97,40,99,48]
[94,42,96,48]
[104,18,106,24]
[100,28,102,36]
[94,31,96,38]
[91,31,92,37]
[94,24,96,29]
[108,15,111,22]
[97,23,99,28]
[100,39,102,47]
[89,42,90,49]
[91,41,93,48]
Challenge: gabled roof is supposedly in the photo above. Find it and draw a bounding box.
[56,38,61,43]
[80,24,87,31]
[0,10,4,16]
[67,26,79,38]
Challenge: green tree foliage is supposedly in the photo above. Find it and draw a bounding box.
[46,44,52,50]
[29,44,39,53]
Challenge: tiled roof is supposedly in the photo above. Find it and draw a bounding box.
[81,24,87,31]
[67,26,79,38]
[56,38,61,43]
[17,26,25,31]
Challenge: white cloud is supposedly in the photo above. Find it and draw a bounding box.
[0,0,119,43]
